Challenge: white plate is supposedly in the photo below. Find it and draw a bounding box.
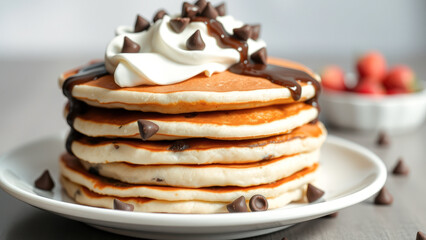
[0,134,386,240]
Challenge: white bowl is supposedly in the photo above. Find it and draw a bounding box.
[319,86,426,132]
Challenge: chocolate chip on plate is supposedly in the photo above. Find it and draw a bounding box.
[233,25,252,41]
[251,47,267,65]
[121,37,140,53]
[186,30,206,50]
[194,0,207,13]
[168,140,190,151]
[113,199,134,211]
[392,157,409,175]
[374,186,393,205]
[249,194,268,212]
[417,231,426,240]
[376,131,390,146]
[34,170,55,191]
[170,18,190,33]
[227,196,249,213]
[306,183,325,203]
[137,119,159,140]
[200,2,218,19]
[250,24,261,40]
[134,15,150,32]
[215,3,226,16]
[153,9,168,22]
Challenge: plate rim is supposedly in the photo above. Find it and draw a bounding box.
[0,133,387,228]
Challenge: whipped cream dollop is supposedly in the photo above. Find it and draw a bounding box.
[105,15,266,87]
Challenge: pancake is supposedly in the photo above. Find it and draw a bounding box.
[59,154,318,202]
[68,102,318,140]
[59,58,320,114]
[79,149,319,187]
[70,122,326,165]
[61,176,305,214]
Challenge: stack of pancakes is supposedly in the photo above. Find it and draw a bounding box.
[59,58,326,213]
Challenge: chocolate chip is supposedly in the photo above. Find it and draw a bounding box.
[250,24,261,40]
[34,170,55,191]
[186,30,205,50]
[417,231,426,240]
[113,144,120,150]
[121,37,140,53]
[306,183,325,203]
[168,140,190,151]
[170,18,190,33]
[200,2,218,19]
[392,158,409,175]
[249,194,268,212]
[182,2,199,18]
[184,112,198,118]
[251,47,267,65]
[374,186,393,205]
[323,212,338,218]
[88,166,99,175]
[153,9,167,22]
[227,196,249,213]
[137,119,159,140]
[215,3,226,16]
[233,25,252,41]
[194,0,207,13]
[113,199,134,211]
[376,131,390,146]
[152,177,164,182]
[134,15,150,32]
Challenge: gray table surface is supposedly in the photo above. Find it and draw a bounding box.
[0,58,425,240]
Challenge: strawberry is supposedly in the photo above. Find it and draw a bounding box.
[356,51,387,81]
[383,65,415,92]
[321,65,346,91]
[354,78,386,95]
[386,88,410,95]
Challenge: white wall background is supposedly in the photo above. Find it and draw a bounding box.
[1,0,426,60]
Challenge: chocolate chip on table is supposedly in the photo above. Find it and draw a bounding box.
[153,9,167,22]
[168,140,190,151]
[134,15,150,32]
[186,30,206,50]
[249,194,268,212]
[374,186,393,205]
[194,0,207,13]
[392,157,409,175]
[233,25,252,41]
[113,199,134,211]
[250,24,261,40]
[34,170,55,191]
[121,37,140,53]
[137,119,159,140]
[182,2,199,18]
[251,47,267,65]
[323,212,339,218]
[170,18,190,33]
[306,183,325,203]
[376,131,390,146]
[215,3,226,16]
[417,231,426,240]
[200,2,218,19]
[227,196,249,213]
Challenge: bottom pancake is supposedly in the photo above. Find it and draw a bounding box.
[60,154,318,202]
[61,176,305,214]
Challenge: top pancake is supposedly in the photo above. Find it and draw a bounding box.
[59,58,320,114]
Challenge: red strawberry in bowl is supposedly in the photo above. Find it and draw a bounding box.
[356,51,387,82]
[383,65,415,92]
[321,65,346,91]
[354,77,386,95]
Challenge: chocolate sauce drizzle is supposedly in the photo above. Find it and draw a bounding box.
[62,62,108,154]
[192,17,321,106]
